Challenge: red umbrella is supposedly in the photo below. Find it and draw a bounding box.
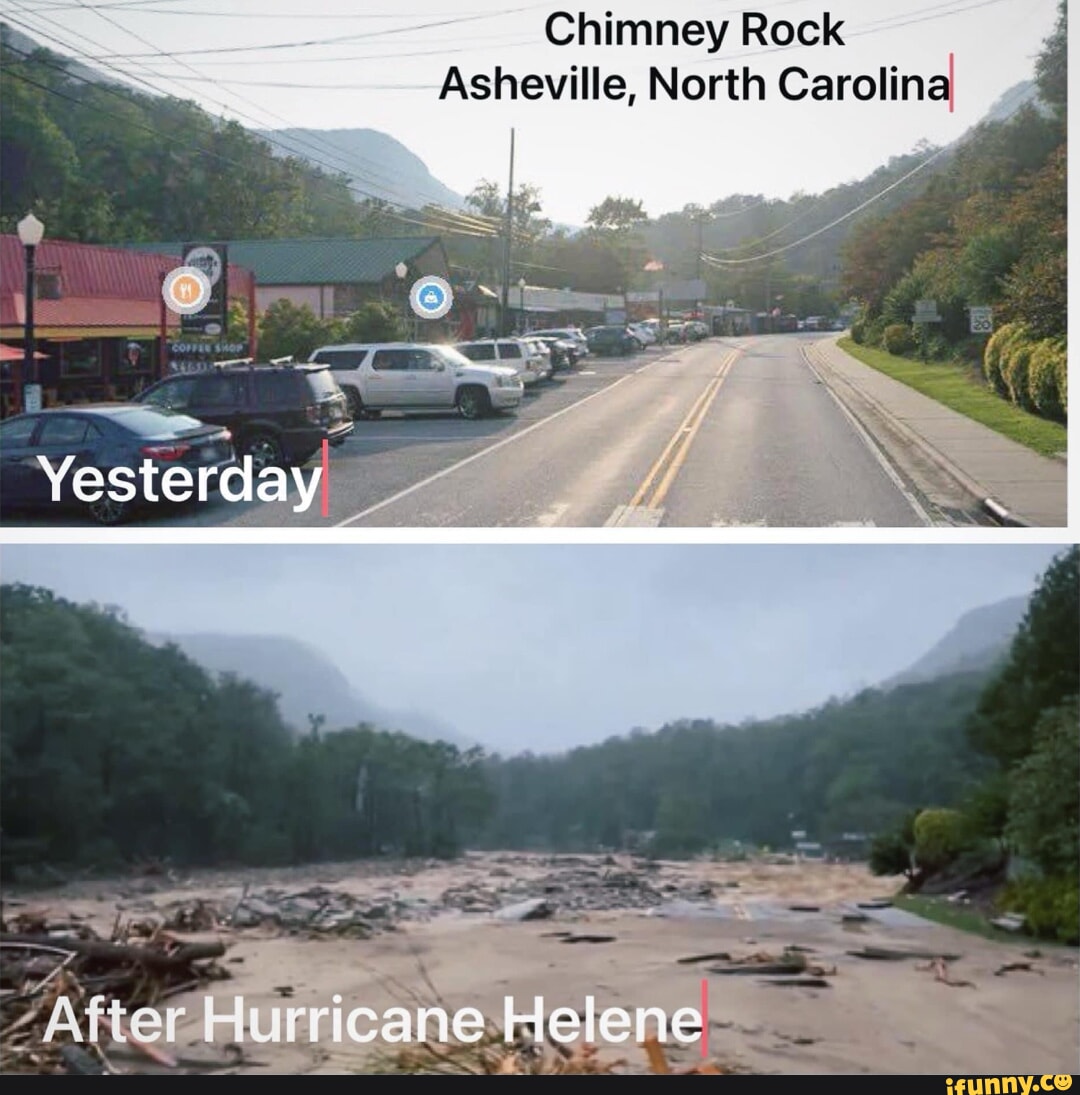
[0,344,48,362]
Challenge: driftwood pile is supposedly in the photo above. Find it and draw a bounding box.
[374,1020,733,1075]
[0,909,229,1074]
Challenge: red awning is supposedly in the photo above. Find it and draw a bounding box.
[0,344,48,361]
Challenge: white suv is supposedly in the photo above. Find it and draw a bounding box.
[308,343,523,420]
[454,338,548,386]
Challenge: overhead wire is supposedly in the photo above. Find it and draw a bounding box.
[697,83,1039,267]
[1,8,504,234]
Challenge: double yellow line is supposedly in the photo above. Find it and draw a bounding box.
[627,348,741,511]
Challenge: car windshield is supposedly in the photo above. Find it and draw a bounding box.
[112,407,205,435]
[434,345,475,368]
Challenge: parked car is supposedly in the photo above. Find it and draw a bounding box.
[0,404,235,525]
[528,327,590,359]
[685,321,710,341]
[308,342,522,420]
[532,336,580,370]
[584,326,639,356]
[453,339,547,386]
[135,362,352,469]
[628,322,657,346]
[520,338,555,381]
[662,323,687,344]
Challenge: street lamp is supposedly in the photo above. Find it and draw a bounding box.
[17,212,44,412]
[517,276,526,332]
[394,262,410,339]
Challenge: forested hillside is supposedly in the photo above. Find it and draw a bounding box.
[477,671,994,855]
[0,585,490,873]
[841,2,1066,422]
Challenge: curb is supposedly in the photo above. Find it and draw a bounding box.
[809,340,1042,528]
[982,498,1032,528]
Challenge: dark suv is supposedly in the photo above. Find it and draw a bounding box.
[135,363,353,468]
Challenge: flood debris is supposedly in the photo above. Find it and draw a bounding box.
[160,886,413,939]
[916,956,975,988]
[558,935,616,945]
[494,898,554,922]
[676,952,732,965]
[846,947,961,962]
[0,914,230,1074]
[708,948,836,979]
[370,1016,738,1075]
[761,978,832,989]
[994,962,1042,977]
[989,914,1027,933]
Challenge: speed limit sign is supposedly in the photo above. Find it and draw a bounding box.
[969,306,993,334]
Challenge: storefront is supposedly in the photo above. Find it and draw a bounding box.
[0,236,252,417]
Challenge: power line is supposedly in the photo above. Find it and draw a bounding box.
[698,86,1039,267]
[2,11,502,232]
[1,42,499,239]
[68,2,551,58]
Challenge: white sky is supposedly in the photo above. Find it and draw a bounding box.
[0,544,1062,752]
[1,0,1060,224]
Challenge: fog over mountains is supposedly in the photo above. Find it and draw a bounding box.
[144,631,474,749]
[881,595,1028,689]
[145,591,1028,754]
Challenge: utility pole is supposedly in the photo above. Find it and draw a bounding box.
[696,214,704,281]
[500,128,515,337]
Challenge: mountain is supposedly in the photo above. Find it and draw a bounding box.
[882,595,1029,689]
[144,631,474,748]
[1,22,104,85]
[256,128,465,211]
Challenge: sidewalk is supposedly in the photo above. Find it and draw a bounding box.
[810,338,1068,527]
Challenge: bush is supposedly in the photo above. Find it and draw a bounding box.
[984,322,1024,396]
[913,808,969,873]
[998,875,1079,944]
[864,317,888,348]
[851,319,867,345]
[1056,344,1068,417]
[868,808,920,877]
[869,830,912,876]
[1028,339,1067,422]
[882,324,916,356]
[1002,337,1036,409]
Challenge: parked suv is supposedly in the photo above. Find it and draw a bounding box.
[134,362,353,469]
[308,343,522,420]
[454,339,548,386]
[585,326,639,356]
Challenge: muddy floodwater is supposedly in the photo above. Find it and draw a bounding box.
[4,852,1078,1075]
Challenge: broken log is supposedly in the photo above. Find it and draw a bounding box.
[846,947,961,962]
[0,934,225,970]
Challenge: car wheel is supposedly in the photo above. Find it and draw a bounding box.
[344,386,364,419]
[87,496,132,525]
[241,431,285,471]
[457,386,491,420]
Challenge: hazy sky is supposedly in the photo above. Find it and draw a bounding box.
[2,0,1059,223]
[0,544,1063,752]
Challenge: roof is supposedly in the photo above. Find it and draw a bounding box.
[122,237,446,287]
[0,235,247,333]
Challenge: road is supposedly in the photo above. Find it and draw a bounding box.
[3,335,971,529]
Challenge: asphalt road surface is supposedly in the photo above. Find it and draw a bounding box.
[2,335,949,529]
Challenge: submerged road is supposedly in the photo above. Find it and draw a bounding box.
[4,335,955,529]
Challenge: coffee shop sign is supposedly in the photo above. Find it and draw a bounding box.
[169,341,247,355]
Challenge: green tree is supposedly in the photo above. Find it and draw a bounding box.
[968,546,1079,767]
